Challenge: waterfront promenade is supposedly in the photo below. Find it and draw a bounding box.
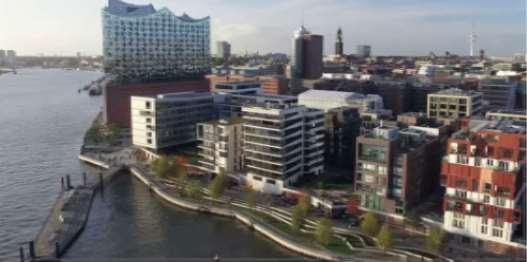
[73,149,443,262]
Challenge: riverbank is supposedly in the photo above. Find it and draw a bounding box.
[80,154,342,261]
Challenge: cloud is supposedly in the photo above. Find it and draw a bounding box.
[0,0,525,56]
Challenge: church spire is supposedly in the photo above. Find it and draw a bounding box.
[335,27,344,56]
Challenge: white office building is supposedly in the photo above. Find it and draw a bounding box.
[131,92,214,149]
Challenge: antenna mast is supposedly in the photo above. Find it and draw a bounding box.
[469,22,476,57]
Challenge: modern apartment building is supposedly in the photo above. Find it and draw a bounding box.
[427,88,483,122]
[196,118,244,174]
[354,126,443,216]
[479,78,517,110]
[298,90,383,171]
[441,119,525,249]
[102,0,210,81]
[131,92,214,149]
[242,104,325,194]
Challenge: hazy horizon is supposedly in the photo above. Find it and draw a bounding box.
[1,0,525,57]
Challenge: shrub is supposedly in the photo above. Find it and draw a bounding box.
[426,227,446,254]
[315,218,334,246]
[360,212,381,236]
[152,156,169,178]
[377,224,393,250]
[208,173,226,199]
[291,205,305,231]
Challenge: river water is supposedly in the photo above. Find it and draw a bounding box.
[0,69,298,260]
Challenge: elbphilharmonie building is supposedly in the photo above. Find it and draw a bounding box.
[102,0,210,81]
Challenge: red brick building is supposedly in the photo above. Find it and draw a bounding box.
[441,119,526,253]
[103,80,209,128]
[259,75,289,95]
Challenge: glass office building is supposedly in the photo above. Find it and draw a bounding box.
[102,0,210,81]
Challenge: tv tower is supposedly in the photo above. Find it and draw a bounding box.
[469,22,477,57]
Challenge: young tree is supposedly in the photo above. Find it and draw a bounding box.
[360,212,381,237]
[291,205,305,231]
[426,227,446,254]
[245,187,257,208]
[297,194,311,214]
[376,224,393,251]
[152,156,169,178]
[186,180,203,200]
[315,218,334,246]
[208,173,226,199]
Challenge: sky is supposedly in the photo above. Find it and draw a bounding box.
[0,0,525,57]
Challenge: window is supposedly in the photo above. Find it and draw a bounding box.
[147,132,152,137]
[364,174,375,183]
[452,212,465,229]
[266,179,276,185]
[496,197,506,207]
[146,138,152,144]
[498,161,509,171]
[252,176,262,181]
[486,159,493,166]
[492,228,503,238]
[145,101,151,109]
[146,118,151,123]
[481,218,488,234]
[484,183,492,193]
[483,194,490,203]
[455,190,467,199]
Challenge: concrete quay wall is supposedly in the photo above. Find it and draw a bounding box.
[128,167,340,261]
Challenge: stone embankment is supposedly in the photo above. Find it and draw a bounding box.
[73,153,448,262]
[75,154,340,261]
[129,165,341,261]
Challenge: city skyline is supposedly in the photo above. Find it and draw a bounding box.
[0,0,525,57]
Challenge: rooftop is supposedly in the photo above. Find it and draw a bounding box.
[486,109,527,116]
[453,119,526,140]
[431,88,481,97]
[202,117,245,126]
[105,0,209,21]
[156,91,212,101]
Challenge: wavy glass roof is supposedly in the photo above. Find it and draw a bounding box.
[107,0,156,16]
[105,0,209,21]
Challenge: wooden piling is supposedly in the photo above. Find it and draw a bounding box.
[19,246,24,262]
[54,242,60,258]
[28,240,35,258]
[66,175,72,189]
